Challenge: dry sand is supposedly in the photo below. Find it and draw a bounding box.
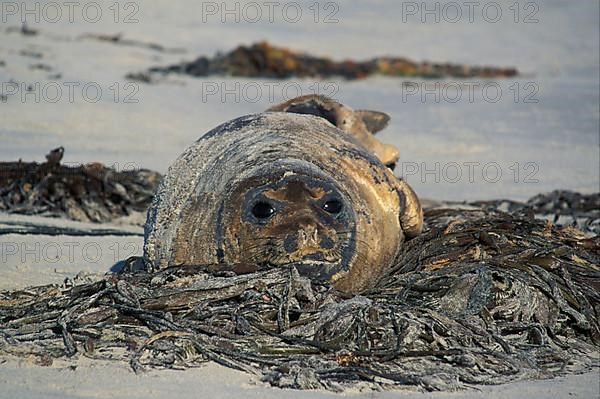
[0,355,598,399]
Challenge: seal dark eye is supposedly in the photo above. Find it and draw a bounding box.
[386,162,396,171]
[323,200,343,214]
[252,201,275,219]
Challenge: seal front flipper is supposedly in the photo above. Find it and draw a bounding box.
[395,178,423,239]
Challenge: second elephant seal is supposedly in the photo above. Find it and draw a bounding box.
[268,94,400,169]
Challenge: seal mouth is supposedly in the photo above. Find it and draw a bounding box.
[269,256,340,268]
[281,259,339,267]
[272,258,344,283]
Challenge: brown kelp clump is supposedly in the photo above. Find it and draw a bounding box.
[141,41,518,81]
[0,148,161,224]
[1,206,598,391]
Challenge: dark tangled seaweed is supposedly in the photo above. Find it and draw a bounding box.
[0,206,598,392]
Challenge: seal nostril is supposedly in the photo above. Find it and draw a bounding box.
[283,234,298,253]
[320,236,334,249]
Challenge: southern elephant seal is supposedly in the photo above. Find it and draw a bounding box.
[144,111,422,293]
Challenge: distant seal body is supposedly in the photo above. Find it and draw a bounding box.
[268,95,400,169]
[144,112,422,293]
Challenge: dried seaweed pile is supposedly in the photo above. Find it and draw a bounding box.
[1,207,598,392]
[469,190,600,236]
[0,148,161,224]
[137,41,518,82]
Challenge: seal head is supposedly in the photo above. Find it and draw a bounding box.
[144,113,422,293]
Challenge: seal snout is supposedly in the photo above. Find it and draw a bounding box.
[283,224,338,263]
[298,226,319,248]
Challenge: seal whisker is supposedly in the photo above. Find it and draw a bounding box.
[345,236,377,253]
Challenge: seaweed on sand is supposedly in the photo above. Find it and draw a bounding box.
[0,148,161,224]
[140,41,519,81]
[1,146,596,238]
[1,206,598,392]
